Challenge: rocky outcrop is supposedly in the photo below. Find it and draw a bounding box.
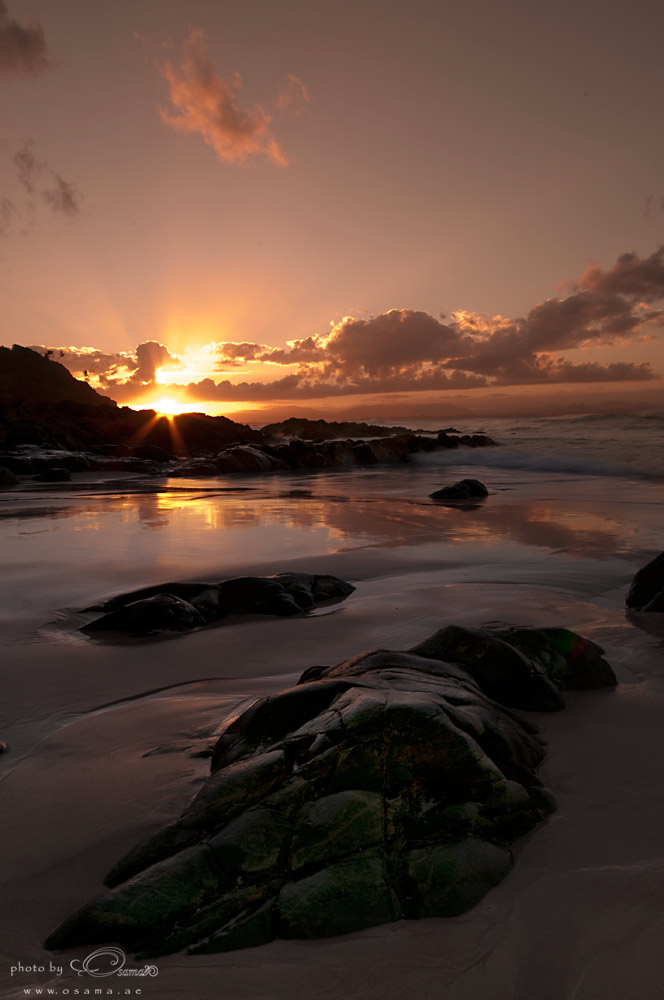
[46,625,616,956]
[626,551,664,612]
[262,417,426,440]
[80,573,356,636]
[429,478,489,501]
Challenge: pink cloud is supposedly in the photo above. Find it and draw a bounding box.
[159,29,289,166]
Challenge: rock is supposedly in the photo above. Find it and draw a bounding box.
[46,623,615,956]
[483,624,618,691]
[408,838,512,917]
[36,466,71,482]
[80,573,355,636]
[410,623,616,709]
[216,446,283,474]
[626,551,664,611]
[97,457,159,474]
[642,592,664,613]
[81,593,206,635]
[429,478,489,500]
[130,444,173,462]
[171,461,220,478]
[278,849,398,939]
[437,432,460,448]
[0,466,20,488]
[0,455,34,473]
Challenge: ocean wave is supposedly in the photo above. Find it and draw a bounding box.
[414,446,664,481]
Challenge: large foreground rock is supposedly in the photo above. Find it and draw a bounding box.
[46,624,616,956]
[626,551,664,612]
[80,573,355,636]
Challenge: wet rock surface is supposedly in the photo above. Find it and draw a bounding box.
[80,573,356,636]
[46,625,616,956]
[429,478,489,501]
[0,425,498,483]
[626,551,664,612]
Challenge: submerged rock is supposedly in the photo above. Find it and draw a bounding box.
[80,573,355,636]
[46,624,616,956]
[429,478,489,501]
[626,551,664,612]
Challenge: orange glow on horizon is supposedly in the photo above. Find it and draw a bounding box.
[125,394,263,418]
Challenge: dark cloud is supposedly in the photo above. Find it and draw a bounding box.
[134,341,175,384]
[160,29,291,166]
[572,246,664,302]
[42,173,80,217]
[2,141,81,233]
[13,141,40,193]
[0,1,50,79]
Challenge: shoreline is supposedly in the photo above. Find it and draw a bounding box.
[1,462,663,998]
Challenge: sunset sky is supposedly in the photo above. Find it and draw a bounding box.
[1,0,664,418]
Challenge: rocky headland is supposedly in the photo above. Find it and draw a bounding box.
[0,346,498,484]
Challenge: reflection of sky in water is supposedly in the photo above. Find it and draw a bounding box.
[0,466,661,617]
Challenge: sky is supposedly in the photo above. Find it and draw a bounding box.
[1,0,664,419]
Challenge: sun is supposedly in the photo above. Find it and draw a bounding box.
[152,396,188,417]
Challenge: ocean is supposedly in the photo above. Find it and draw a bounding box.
[1,411,663,999]
[404,411,664,481]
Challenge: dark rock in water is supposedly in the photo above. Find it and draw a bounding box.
[0,466,20,488]
[36,466,71,482]
[216,446,285,474]
[81,594,206,635]
[80,573,355,636]
[130,444,173,463]
[171,461,220,478]
[429,478,489,500]
[45,623,615,956]
[0,740,7,753]
[626,551,664,612]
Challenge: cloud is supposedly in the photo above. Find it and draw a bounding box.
[0,195,15,234]
[0,0,50,79]
[159,29,291,166]
[181,367,487,403]
[572,246,664,302]
[134,340,176,383]
[275,74,310,115]
[29,341,178,398]
[42,173,80,216]
[207,285,660,397]
[34,246,664,404]
[1,141,81,233]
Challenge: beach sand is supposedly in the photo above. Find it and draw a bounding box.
[1,459,663,999]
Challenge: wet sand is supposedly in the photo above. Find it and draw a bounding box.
[1,461,663,999]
